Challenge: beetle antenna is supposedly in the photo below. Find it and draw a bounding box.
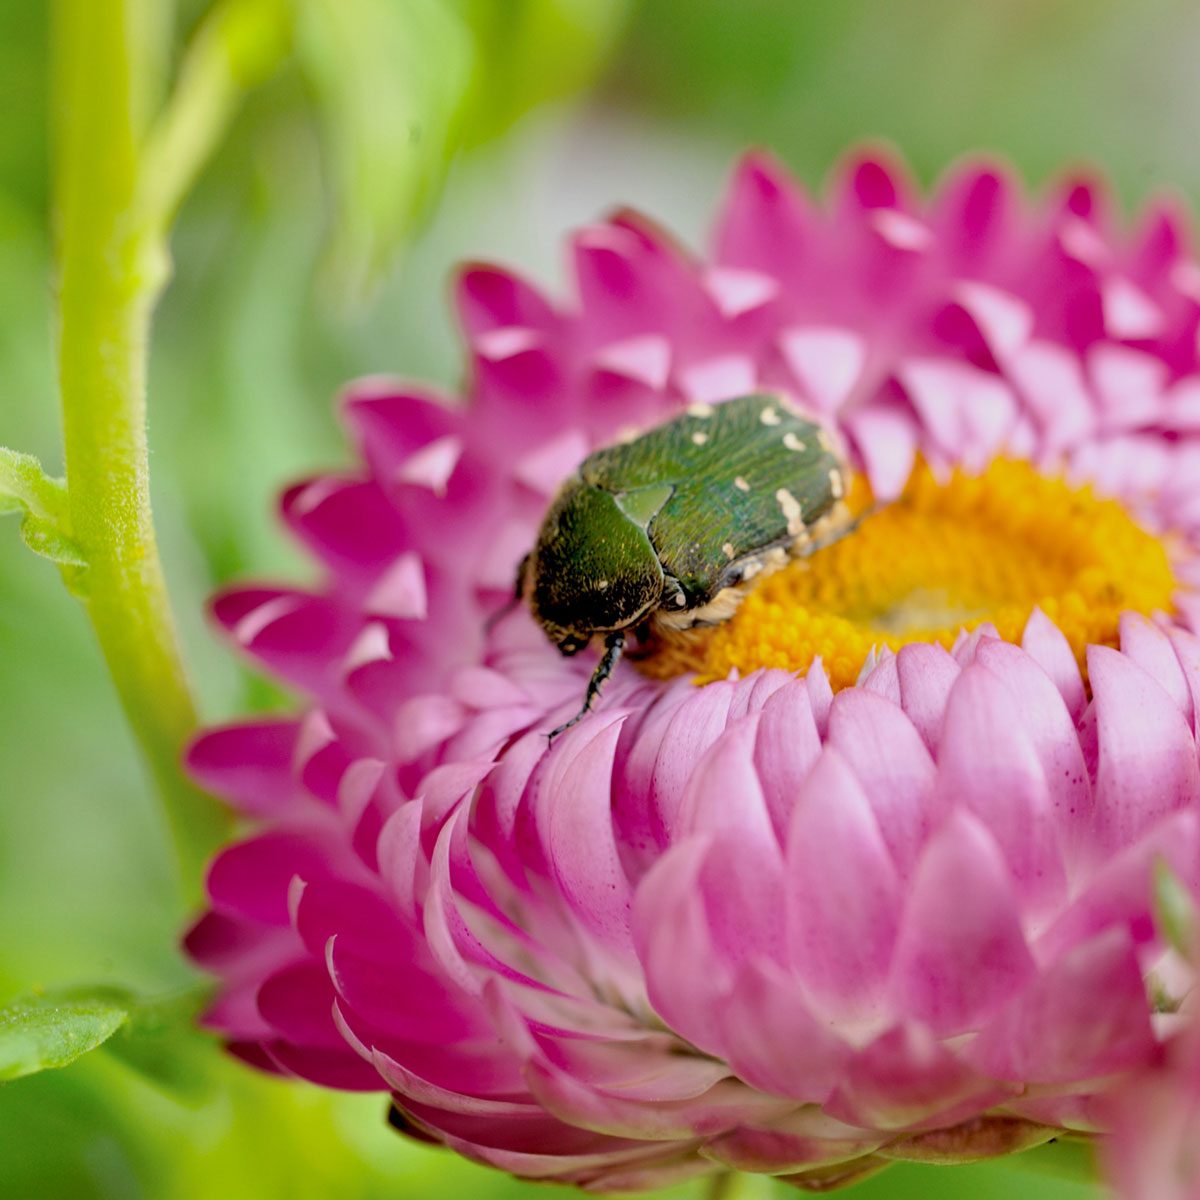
[548,630,626,740]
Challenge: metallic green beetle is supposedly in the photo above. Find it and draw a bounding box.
[516,393,851,737]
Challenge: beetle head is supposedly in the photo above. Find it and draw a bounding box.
[526,480,664,648]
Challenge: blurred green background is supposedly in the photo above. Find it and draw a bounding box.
[2,0,1192,1195]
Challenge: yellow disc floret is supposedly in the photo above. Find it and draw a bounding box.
[641,459,1179,691]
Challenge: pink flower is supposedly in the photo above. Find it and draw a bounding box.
[187,150,1200,1191]
[1103,1027,1200,1200]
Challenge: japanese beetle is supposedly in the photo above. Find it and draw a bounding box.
[515,393,852,737]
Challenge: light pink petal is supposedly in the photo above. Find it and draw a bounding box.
[1167,625,1200,737]
[701,1109,882,1174]
[534,714,633,953]
[935,662,1067,913]
[888,813,1035,1035]
[717,959,849,1102]
[752,682,823,842]
[786,750,902,1022]
[1087,645,1200,855]
[364,552,428,620]
[894,642,960,752]
[633,837,729,1054]
[845,402,919,501]
[1120,613,1193,721]
[778,327,866,414]
[969,927,1156,1083]
[1020,607,1087,719]
[828,1023,1015,1132]
[827,689,939,880]
[525,1056,790,1142]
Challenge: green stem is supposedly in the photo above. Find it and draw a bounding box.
[706,1173,772,1200]
[52,0,288,899]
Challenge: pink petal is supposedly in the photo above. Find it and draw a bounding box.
[888,813,1035,1035]
[786,750,902,1022]
[894,642,960,752]
[717,959,849,1102]
[969,927,1156,1083]
[1087,645,1200,855]
[828,1023,1014,1132]
[1020,607,1086,719]
[935,662,1068,912]
[186,720,301,816]
[826,689,939,880]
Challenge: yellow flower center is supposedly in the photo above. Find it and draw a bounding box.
[642,459,1180,691]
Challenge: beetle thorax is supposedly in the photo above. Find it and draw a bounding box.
[527,479,664,647]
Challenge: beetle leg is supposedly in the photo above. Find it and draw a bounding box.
[485,553,530,633]
[548,630,626,740]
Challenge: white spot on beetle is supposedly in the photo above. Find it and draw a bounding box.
[760,405,782,426]
[783,432,806,452]
[829,468,845,499]
[722,542,736,560]
[687,402,715,418]
[598,579,610,590]
[733,476,750,492]
[691,431,709,446]
[776,487,805,535]
[815,429,834,454]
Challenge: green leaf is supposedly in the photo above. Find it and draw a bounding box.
[0,988,130,1081]
[1153,856,1198,960]
[0,447,86,571]
[296,0,474,305]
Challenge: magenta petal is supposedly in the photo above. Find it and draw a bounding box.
[327,935,488,1042]
[264,1040,382,1091]
[207,827,352,926]
[1087,645,1200,854]
[969,928,1156,1084]
[786,750,901,1022]
[256,960,346,1049]
[714,151,813,280]
[888,813,1035,1035]
[186,719,301,816]
[1020,607,1087,719]
[456,263,560,338]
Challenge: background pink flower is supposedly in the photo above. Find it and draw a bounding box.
[187,151,1200,1191]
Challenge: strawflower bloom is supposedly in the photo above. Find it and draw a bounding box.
[187,150,1200,1192]
[1103,1020,1200,1200]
